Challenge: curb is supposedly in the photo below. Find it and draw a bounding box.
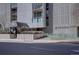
[0,39,79,43]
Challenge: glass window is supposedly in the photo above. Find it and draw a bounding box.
[32,12,42,23]
[32,18,37,23]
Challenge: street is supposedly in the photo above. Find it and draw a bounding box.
[0,42,79,55]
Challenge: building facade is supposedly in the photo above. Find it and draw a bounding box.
[53,3,79,37]
[0,3,79,39]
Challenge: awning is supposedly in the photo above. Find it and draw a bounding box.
[17,22,29,28]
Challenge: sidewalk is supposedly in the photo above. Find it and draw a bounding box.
[0,37,79,43]
[33,37,79,43]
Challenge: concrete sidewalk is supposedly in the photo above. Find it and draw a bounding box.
[0,37,79,43]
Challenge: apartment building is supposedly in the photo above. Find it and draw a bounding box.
[0,3,79,39]
[17,3,46,33]
[17,3,53,33]
[17,3,79,37]
[17,3,47,39]
[0,3,47,39]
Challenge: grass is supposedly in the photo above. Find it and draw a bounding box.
[46,33,78,40]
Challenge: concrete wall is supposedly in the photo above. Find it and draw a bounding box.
[0,3,10,30]
[0,34,10,39]
[73,4,79,26]
[53,3,77,36]
[17,34,33,40]
[17,3,32,28]
[17,3,33,28]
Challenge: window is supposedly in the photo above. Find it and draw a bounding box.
[32,12,42,23]
[32,18,37,23]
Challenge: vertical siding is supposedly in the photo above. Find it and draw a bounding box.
[53,3,77,36]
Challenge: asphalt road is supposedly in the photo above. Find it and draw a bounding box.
[0,42,79,55]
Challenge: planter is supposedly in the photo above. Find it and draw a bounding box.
[17,34,33,40]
